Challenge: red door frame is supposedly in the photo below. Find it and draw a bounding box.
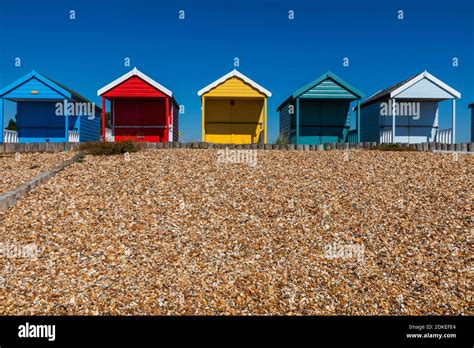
[102,96,171,142]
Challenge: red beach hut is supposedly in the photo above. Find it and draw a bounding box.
[97,68,179,142]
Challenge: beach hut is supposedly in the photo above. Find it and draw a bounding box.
[277,72,364,144]
[198,69,271,144]
[97,68,179,142]
[0,71,101,143]
[358,71,460,144]
[470,103,474,142]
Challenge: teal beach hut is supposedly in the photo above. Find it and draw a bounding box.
[277,72,364,144]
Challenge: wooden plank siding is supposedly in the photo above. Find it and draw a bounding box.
[279,100,293,143]
[203,77,265,98]
[2,77,67,100]
[300,79,358,99]
[102,76,168,98]
[359,101,381,142]
[172,102,179,142]
[78,106,102,142]
[395,78,454,99]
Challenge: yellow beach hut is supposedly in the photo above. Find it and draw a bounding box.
[198,69,271,144]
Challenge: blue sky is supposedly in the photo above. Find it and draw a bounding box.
[1,0,473,142]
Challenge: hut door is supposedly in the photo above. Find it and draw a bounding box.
[299,100,322,144]
[114,99,166,142]
[232,99,263,144]
[139,99,166,141]
[17,101,63,141]
[319,101,347,144]
[205,99,232,143]
[114,100,139,140]
[205,98,263,144]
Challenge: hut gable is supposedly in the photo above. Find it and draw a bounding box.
[98,68,172,98]
[198,70,271,98]
[0,71,70,100]
[102,76,168,98]
[394,77,457,99]
[361,71,461,107]
[293,72,364,100]
[203,76,265,98]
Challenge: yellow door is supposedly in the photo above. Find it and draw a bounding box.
[232,99,263,144]
[204,98,264,144]
[205,99,232,143]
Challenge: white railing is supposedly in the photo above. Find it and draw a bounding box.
[3,129,19,143]
[380,129,393,143]
[105,128,114,142]
[68,130,80,143]
[435,128,452,144]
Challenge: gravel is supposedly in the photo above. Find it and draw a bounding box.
[0,152,75,194]
[0,149,472,315]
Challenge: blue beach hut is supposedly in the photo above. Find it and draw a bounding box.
[0,71,101,143]
[358,71,461,144]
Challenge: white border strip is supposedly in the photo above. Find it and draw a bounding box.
[197,69,271,97]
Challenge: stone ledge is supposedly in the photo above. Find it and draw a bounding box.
[0,152,84,212]
[2,142,473,153]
